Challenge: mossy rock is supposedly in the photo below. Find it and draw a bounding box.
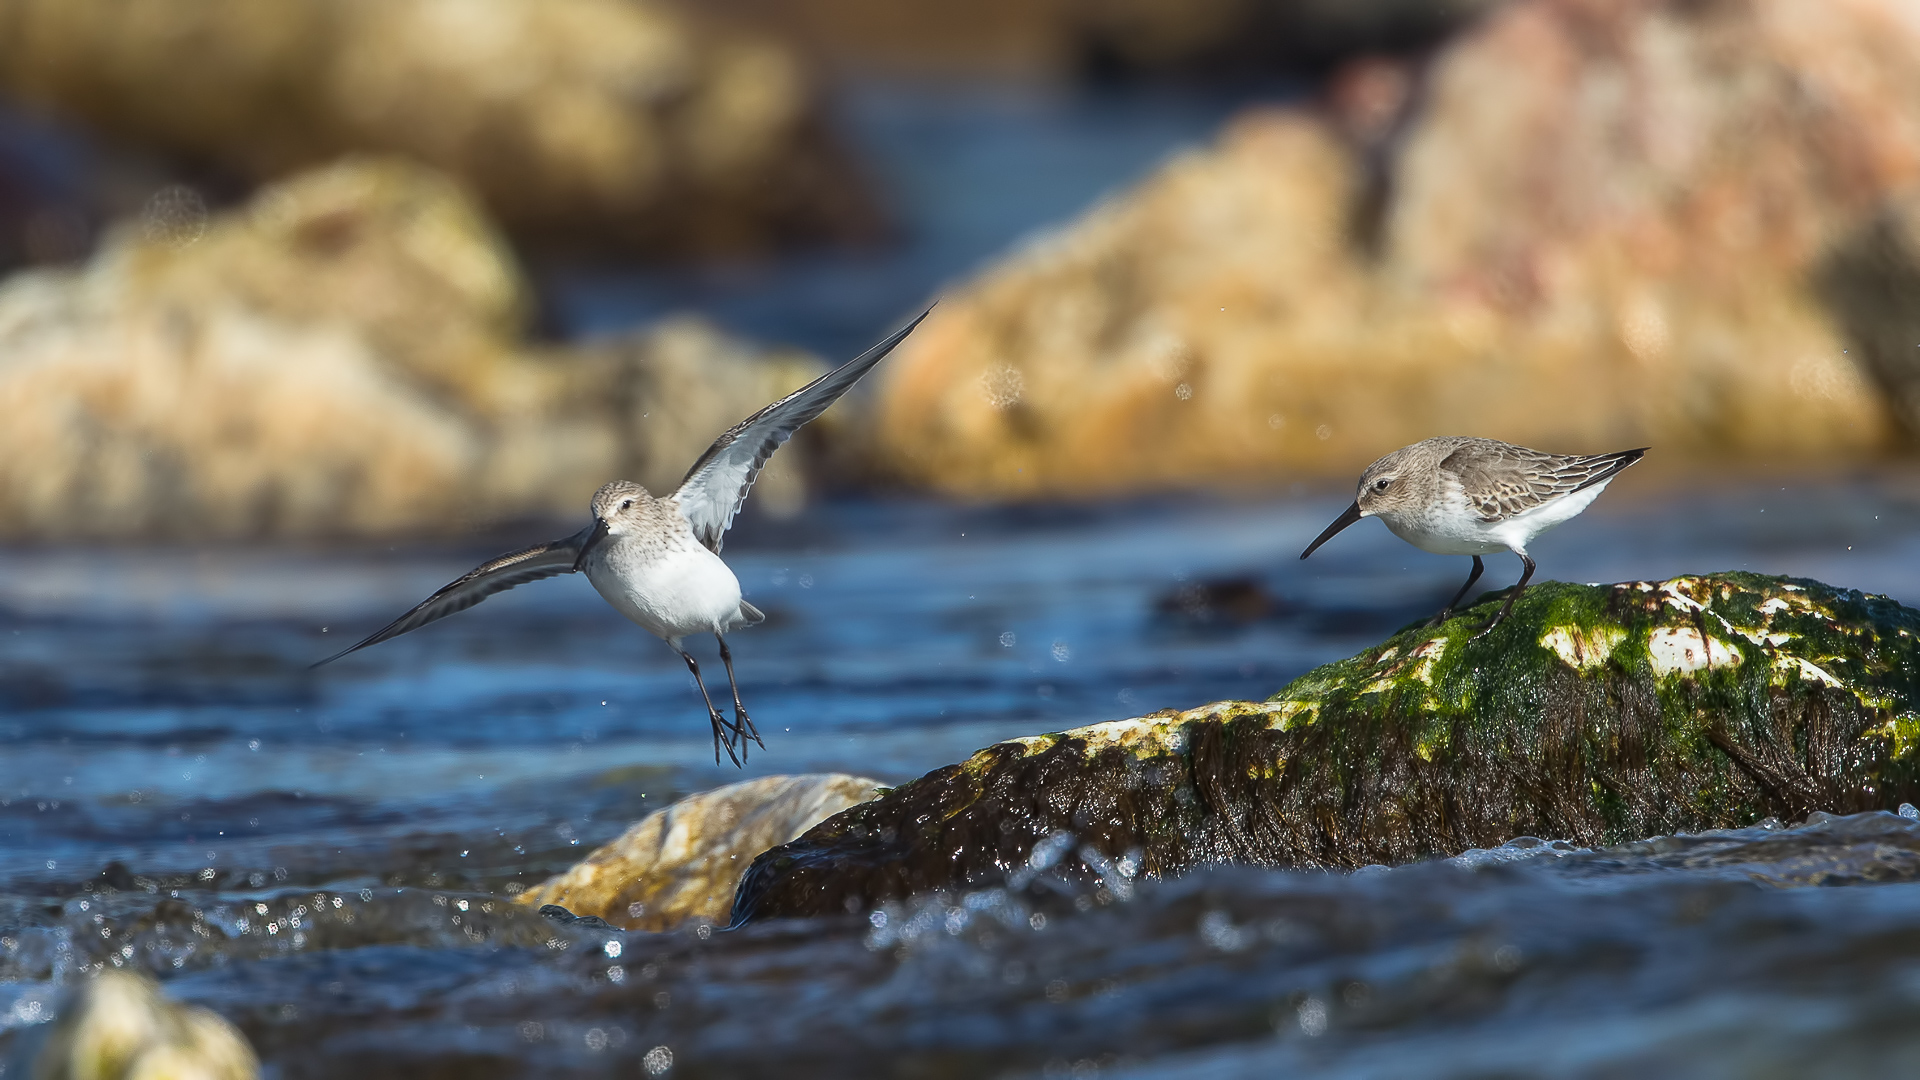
[733,573,1920,922]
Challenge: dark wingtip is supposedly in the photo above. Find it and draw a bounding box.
[309,645,356,670]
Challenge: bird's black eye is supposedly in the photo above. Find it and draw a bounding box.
[1373,478,1391,491]
[620,499,633,511]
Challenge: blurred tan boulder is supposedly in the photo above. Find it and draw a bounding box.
[517,773,883,931]
[0,0,878,257]
[0,157,829,540]
[32,970,257,1080]
[873,0,1920,497]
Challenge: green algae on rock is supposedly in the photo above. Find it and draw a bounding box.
[733,573,1920,922]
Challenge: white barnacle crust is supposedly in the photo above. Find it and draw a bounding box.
[1016,717,1193,760]
[1772,655,1843,688]
[1646,627,1743,675]
[1659,581,1706,613]
[1539,625,1625,671]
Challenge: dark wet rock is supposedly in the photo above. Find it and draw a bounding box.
[536,905,614,932]
[705,0,1501,81]
[1151,576,1279,629]
[735,572,1920,921]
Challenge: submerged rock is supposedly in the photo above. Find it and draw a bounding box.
[0,0,878,257]
[734,573,1920,921]
[0,158,829,539]
[872,0,1920,498]
[520,773,883,931]
[29,970,256,1080]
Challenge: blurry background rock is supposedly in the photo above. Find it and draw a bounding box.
[0,157,830,540]
[26,970,257,1080]
[701,0,1503,80]
[517,773,882,931]
[869,0,1920,498]
[0,0,882,260]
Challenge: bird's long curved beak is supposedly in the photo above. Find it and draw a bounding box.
[1300,501,1363,560]
[573,519,609,572]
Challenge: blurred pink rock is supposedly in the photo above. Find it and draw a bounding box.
[871,0,1920,497]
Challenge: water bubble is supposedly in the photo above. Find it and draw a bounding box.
[141,185,207,249]
[1297,996,1329,1036]
[1901,803,1919,820]
[999,632,1017,647]
[585,1028,610,1051]
[604,939,622,958]
[642,1045,674,1074]
[1315,424,1334,441]
[1199,910,1250,952]
[1051,641,1072,662]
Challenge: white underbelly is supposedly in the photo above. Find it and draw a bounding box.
[587,544,743,642]
[1383,516,1509,556]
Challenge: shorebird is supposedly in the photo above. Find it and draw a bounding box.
[315,307,932,766]
[1299,436,1647,635]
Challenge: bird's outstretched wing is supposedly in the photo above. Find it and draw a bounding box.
[312,523,596,667]
[672,306,932,552]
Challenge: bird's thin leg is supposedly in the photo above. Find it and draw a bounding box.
[1426,556,1485,627]
[715,634,765,754]
[680,649,741,768]
[1471,553,1537,639]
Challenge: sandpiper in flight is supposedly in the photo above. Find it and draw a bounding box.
[1299,436,1647,635]
[315,307,933,766]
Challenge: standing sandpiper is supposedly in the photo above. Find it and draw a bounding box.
[1299,436,1647,634]
[315,307,932,766]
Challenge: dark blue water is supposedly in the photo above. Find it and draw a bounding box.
[6,480,1920,1074]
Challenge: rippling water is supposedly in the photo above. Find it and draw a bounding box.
[6,478,1920,1075]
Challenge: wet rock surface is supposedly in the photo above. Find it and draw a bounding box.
[873,0,1920,498]
[0,158,830,539]
[519,774,882,932]
[0,0,879,257]
[736,573,1920,921]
